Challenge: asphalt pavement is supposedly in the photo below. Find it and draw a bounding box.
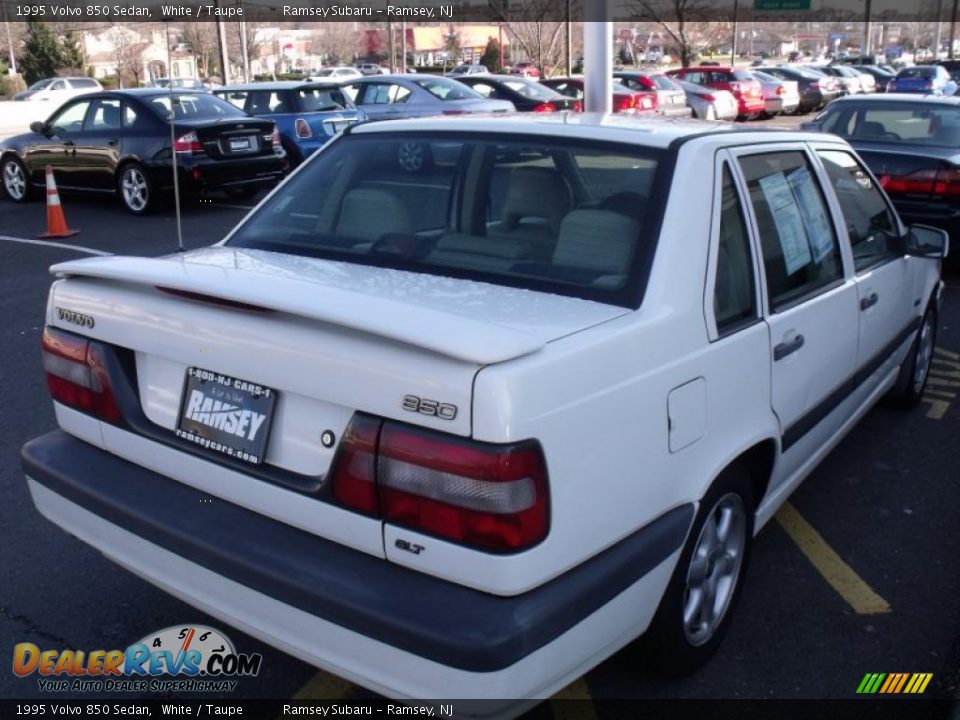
[1,152,958,714]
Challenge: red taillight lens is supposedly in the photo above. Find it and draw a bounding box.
[294,118,312,139]
[934,168,960,195]
[701,93,716,102]
[378,424,549,552]
[877,168,960,195]
[329,417,550,553]
[776,86,785,96]
[615,95,634,112]
[573,100,583,112]
[174,131,203,154]
[330,414,381,515]
[42,327,121,423]
[271,128,281,150]
[533,102,556,113]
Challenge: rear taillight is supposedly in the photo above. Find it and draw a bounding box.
[174,131,203,154]
[271,128,281,151]
[573,100,583,112]
[701,93,716,102]
[533,102,556,113]
[877,168,960,196]
[330,417,550,553]
[887,80,896,92]
[776,86,785,96]
[294,118,312,139]
[615,95,636,112]
[42,326,121,423]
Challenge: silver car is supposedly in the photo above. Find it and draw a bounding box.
[675,79,738,120]
[751,71,801,116]
[344,76,514,122]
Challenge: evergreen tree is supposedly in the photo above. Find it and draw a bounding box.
[480,38,501,72]
[19,20,64,84]
[60,28,86,73]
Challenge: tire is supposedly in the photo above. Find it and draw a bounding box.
[117,163,154,215]
[640,464,754,676]
[885,303,937,409]
[397,142,433,173]
[2,155,32,203]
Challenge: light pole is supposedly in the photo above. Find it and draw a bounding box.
[731,0,739,65]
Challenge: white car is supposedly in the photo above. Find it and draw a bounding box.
[13,76,102,102]
[310,66,363,80]
[23,116,946,709]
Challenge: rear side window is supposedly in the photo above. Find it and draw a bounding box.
[738,151,844,311]
[297,86,350,111]
[226,134,669,308]
[714,165,757,335]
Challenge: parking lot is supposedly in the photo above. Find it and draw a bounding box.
[1,113,958,712]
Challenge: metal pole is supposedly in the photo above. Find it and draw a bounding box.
[863,0,872,56]
[4,20,17,76]
[216,17,230,84]
[951,0,960,59]
[401,20,407,73]
[583,4,613,113]
[731,0,739,65]
[565,0,572,76]
[165,25,184,254]
[935,0,944,60]
[239,19,250,82]
[388,20,395,73]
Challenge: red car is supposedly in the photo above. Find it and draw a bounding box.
[540,77,657,113]
[510,62,541,79]
[666,66,765,119]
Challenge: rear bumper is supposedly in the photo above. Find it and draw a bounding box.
[22,430,692,699]
[152,154,286,193]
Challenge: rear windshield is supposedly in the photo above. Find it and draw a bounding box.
[226,134,669,308]
[822,103,960,146]
[501,78,557,100]
[147,93,245,121]
[411,77,480,101]
[897,67,935,78]
[649,74,682,91]
[732,70,756,81]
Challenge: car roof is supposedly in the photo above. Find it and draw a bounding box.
[828,93,960,106]
[348,112,842,150]
[215,81,342,91]
[679,65,735,71]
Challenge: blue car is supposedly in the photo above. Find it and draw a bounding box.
[886,66,958,96]
[214,81,363,167]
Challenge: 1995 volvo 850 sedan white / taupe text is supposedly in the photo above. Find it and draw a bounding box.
[22,114,946,710]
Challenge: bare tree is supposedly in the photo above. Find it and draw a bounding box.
[181,22,217,79]
[108,26,145,87]
[310,23,363,65]
[490,0,582,76]
[227,21,264,74]
[631,0,722,67]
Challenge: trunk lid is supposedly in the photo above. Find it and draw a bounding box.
[858,147,960,200]
[178,118,276,159]
[49,247,627,477]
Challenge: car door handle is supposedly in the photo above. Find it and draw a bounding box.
[774,334,805,361]
[860,292,879,311]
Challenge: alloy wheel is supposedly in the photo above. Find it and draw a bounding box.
[3,160,26,200]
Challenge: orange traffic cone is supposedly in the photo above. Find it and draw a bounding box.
[37,165,79,239]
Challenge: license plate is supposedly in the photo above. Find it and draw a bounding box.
[176,368,276,465]
[229,137,252,152]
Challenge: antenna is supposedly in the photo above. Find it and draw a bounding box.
[166,23,185,253]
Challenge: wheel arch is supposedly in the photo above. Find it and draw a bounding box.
[728,438,777,513]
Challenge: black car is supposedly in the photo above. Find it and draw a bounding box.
[0,89,286,215]
[802,94,960,264]
[453,74,580,112]
[756,66,840,113]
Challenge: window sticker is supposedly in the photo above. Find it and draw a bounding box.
[759,172,811,275]
[787,166,834,264]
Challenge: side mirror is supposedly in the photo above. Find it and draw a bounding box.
[905,224,949,259]
[30,121,47,135]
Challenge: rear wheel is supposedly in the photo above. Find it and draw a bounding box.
[2,156,32,202]
[118,163,154,215]
[641,464,754,676]
[885,303,937,409]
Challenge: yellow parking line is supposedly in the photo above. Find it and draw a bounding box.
[776,502,891,615]
[921,397,952,420]
[550,678,597,720]
[291,671,355,700]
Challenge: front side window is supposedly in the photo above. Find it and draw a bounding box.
[49,100,91,133]
[226,135,669,308]
[739,151,844,312]
[817,150,900,272]
[358,83,411,105]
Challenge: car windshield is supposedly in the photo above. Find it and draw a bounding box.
[502,78,557,100]
[147,93,246,120]
[28,79,53,91]
[226,133,669,308]
[825,103,960,147]
[298,86,351,111]
[411,77,481,100]
[752,71,777,83]
[314,69,335,77]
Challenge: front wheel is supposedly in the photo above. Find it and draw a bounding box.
[2,156,32,203]
[397,142,433,173]
[885,303,937,409]
[118,163,154,215]
[640,464,754,676]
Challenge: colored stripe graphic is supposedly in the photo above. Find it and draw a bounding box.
[857,672,932,694]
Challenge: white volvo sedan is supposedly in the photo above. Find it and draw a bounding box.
[23,115,946,708]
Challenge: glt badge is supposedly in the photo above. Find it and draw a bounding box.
[56,307,95,329]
